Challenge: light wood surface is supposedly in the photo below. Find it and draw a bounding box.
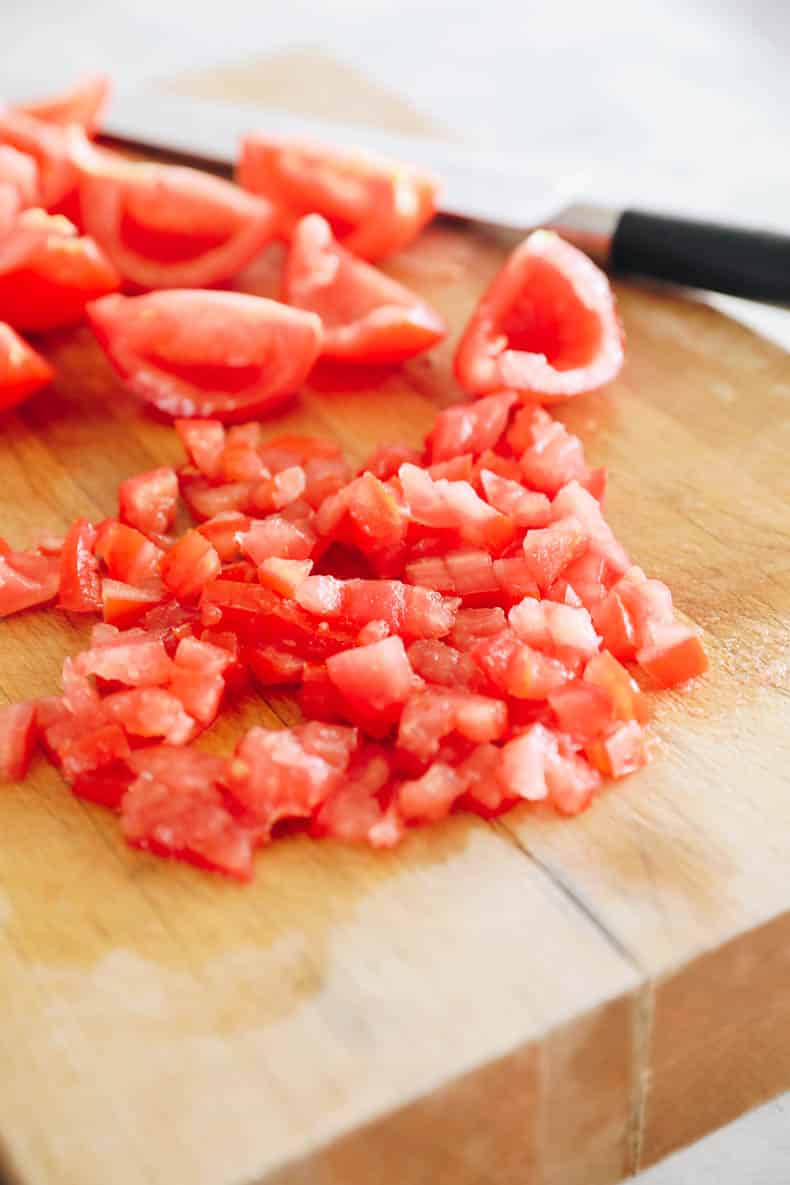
[0,53,789,1185]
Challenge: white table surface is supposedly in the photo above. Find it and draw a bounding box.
[2,1,789,1180]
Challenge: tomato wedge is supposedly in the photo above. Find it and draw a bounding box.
[0,110,75,209]
[13,75,110,135]
[0,322,53,412]
[238,136,438,260]
[455,230,624,401]
[88,290,323,420]
[283,214,445,363]
[73,137,279,288]
[0,209,119,331]
[0,146,38,235]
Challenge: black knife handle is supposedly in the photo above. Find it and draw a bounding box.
[610,209,790,303]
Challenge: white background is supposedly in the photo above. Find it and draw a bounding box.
[2,0,789,1180]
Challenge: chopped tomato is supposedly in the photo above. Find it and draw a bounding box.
[472,629,569,699]
[399,462,514,552]
[101,578,163,627]
[95,520,163,585]
[586,720,647,778]
[241,515,316,563]
[428,392,517,463]
[295,575,456,639]
[0,701,37,781]
[312,746,398,845]
[118,467,178,536]
[327,635,415,713]
[0,110,75,209]
[360,443,423,481]
[238,136,438,260]
[103,687,195,745]
[58,518,101,613]
[196,511,250,561]
[76,625,173,687]
[88,290,323,421]
[552,481,630,577]
[0,145,38,234]
[0,209,119,331]
[548,681,613,743]
[522,516,589,594]
[398,688,507,761]
[175,418,226,479]
[455,229,624,400]
[73,136,279,288]
[0,321,53,412]
[283,214,445,363]
[636,622,708,688]
[480,469,552,527]
[257,556,313,598]
[14,75,110,135]
[0,547,60,617]
[160,530,221,600]
[583,651,650,723]
[407,638,479,689]
[397,762,463,824]
[201,579,356,659]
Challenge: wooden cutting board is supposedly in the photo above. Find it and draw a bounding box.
[1,52,789,1185]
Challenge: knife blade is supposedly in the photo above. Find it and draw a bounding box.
[102,90,790,306]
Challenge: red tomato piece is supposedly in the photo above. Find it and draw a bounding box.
[312,746,400,846]
[499,724,558,801]
[241,515,316,563]
[519,416,591,497]
[454,229,624,400]
[257,556,313,598]
[238,136,438,260]
[480,469,552,528]
[407,639,480,689]
[226,722,358,826]
[175,418,226,479]
[0,321,53,412]
[583,651,650,723]
[428,392,517,463]
[181,477,251,521]
[88,291,323,421]
[250,466,306,514]
[509,597,600,661]
[552,480,630,578]
[74,138,279,288]
[201,579,356,659]
[548,681,613,743]
[196,511,250,562]
[491,556,540,603]
[398,462,514,552]
[161,530,221,600]
[118,467,178,536]
[0,110,75,208]
[522,515,589,594]
[0,145,38,235]
[103,688,195,745]
[449,606,508,651]
[360,443,423,481]
[283,214,445,363]
[0,208,119,331]
[246,643,304,687]
[295,575,457,639]
[586,720,647,778]
[546,748,602,816]
[398,688,507,761]
[94,520,163,585]
[75,624,173,687]
[0,701,37,781]
[397,762,464,824]
[327,635,415,713]
[472,629,569,699]
[71,759,133,810]
[0,548,60,617]
[121,748,255,880]
[14,75,110,135]
[101,578,164,627]
[58,518,101,613]
[636,622,708,688]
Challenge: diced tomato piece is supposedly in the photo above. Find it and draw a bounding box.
[522,515,588,594]
[220,442,269,484]
[428,392,517,463]
[121,748,255,879]
[399,463,514,552]
[407,639,480,689]
[196,511,250,562]
[71,759,133,810]
[75,626,173,687]
[548,681,613,743]
[43,711,131,784]
[0,548,59,617]
[455,743,513,817]
[0,210,119,332]
[246,644,305,687]
[241,514,316,563]
[312,746,396,844]
[181,477,251,521]
[546,748,602,815]
[500,725,556,801]
[250,465,306,515]
[636,622,708,688]
[257,556,313,597]
[14,75,110,135]
[175,418,226,479]
[226,722,357,826]
[101,578,164,627]
[443,549,499,599]
[454,229,623,400]
[0,110,75,208]
[295,575,456,639]
[238,136,437,260]
[357,619,391,645]
[428,454,476,483]
[259,432,342,469]
[0,145,38,234]
[480,469,552,527]
[472,629,569,699]
[0,321,53,412]
[95,520,163,585]
[360,443,423,481]
[405,554,455,595]
[88,291,323,421]
[302,454,353,508]
[583,651,650,723]
[552,481,630,577]
[58,518,101,613]
[284,214,445,363]
[119,467,178,536]
[586,720,647,778]
[0,701,37,781]
[161,530,221,600]
[327,636,414,713]
[398,687,506,761]
[519,418,591,497]
[594,567,675,658]
[510,597,600,661]
[201,579,356,659]
[562,551,608,610]
[168,668,224,726]
[397,762,464,823]
[449,606,508,651]
[103,688,195,745]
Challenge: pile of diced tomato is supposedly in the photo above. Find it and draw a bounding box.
[0,76,708,880]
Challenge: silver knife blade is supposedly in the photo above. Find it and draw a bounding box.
[102,90,585,231]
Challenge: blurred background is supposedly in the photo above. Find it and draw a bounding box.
[2,1,788,1181]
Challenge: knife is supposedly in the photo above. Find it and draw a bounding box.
[102,90,790,305]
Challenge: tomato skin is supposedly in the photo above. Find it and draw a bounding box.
[58,519,102,613]
[283,214,445,363]
[0,702,37,781]
[0,210,119,332]
[14,75,110,135]
[238,136,438,260]
[455,230,623,401]
[118,467,179,536]
[88,291,323,421]
[0,322,53,412]
[74,137,279,289]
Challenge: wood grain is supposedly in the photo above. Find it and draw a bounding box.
[0,52,788,1185]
